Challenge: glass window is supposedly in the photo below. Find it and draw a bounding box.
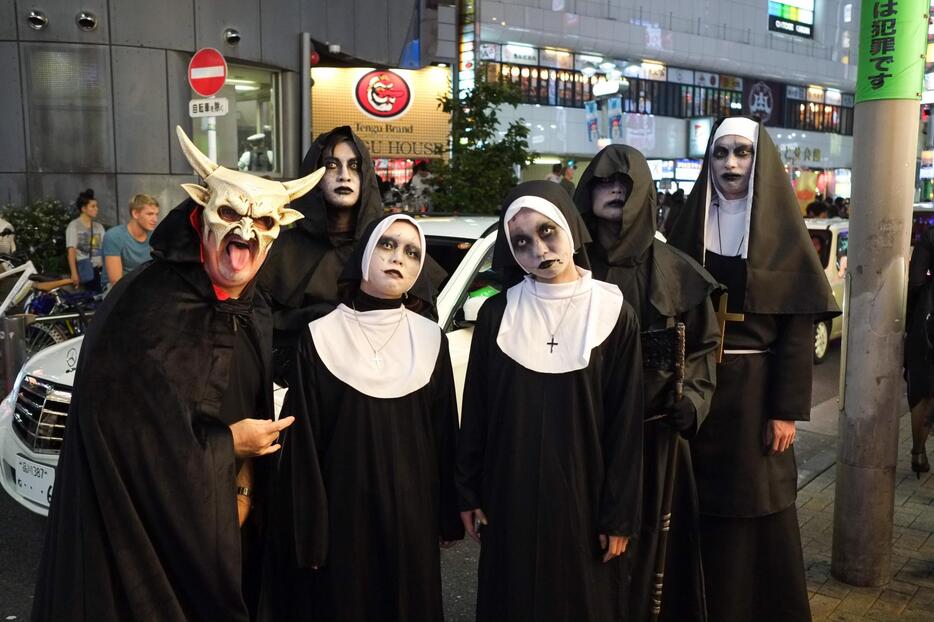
[191,64,281,176]
[836,230,848,274]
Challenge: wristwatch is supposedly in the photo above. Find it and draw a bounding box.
[236,486,252,498]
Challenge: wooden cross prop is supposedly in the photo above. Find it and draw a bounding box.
[715,293,744,363]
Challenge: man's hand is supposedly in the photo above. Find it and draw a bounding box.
[229,416,295,458]
[69,271,80,287]
[765,419,796,455]
[599,534,629,563]
[663,392,696,434]
[460,508,488,543]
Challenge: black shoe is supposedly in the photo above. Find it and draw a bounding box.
[911,450,930,479]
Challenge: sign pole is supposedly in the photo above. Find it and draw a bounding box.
[207,102,218,162]
[831,0,927,586]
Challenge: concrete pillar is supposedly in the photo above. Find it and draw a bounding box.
[831,0,927,586]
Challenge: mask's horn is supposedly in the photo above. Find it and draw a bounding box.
[281,167,326,202]
[175,125,219,180]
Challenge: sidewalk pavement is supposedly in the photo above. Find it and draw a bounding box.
[797,409,934,621]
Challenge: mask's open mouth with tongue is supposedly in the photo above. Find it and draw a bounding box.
[221,234,259,273]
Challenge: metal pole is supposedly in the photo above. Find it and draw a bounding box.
[2,315,27,394]
[831,0,927,586]
[301,32,312,157]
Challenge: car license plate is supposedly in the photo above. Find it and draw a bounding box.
[15,455,54,507]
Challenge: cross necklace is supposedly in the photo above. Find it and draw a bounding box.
[351,303,406,368]
[535,276,583,354]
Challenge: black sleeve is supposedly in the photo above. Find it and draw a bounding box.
[432,334,466,541]
[598,304,644,538]
[276,329,329,569]
[455,300,494,512]
[769,313,814,421]
[907,232,934,317]
[681,297,720,435]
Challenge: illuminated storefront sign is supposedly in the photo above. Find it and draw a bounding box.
[768,0,815,39]
[311,66,450,158]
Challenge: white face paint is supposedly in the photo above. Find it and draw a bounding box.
[175,126,323,294]
[360,220,423,299]
[321,140,362,209]
[507,207,577,284]
[711,135,754,200]
[591,176,630,223]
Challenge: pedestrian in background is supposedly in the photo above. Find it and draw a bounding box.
[905,227,934,477]
[559,164,576,196]
[545,163,562,183]
[66,188,106,292]
[102,193,160,289]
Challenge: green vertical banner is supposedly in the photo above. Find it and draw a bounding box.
[856,0,928,102]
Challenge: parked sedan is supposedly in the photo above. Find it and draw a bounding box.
[0,215,499,516]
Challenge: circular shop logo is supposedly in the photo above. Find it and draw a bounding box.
[747,82,774,124]
[355,70,412,119]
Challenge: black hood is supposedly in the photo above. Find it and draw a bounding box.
[574,144,656,264]
[290,126,382,246]
[149,199,202,265]
[492,180,592,287]
[258,126,384,311]
[667,116,839,318]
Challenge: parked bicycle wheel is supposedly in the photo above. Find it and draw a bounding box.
[25,323,70,358]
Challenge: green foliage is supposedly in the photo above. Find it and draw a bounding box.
[431,66,536,214]
[0,199,73,274]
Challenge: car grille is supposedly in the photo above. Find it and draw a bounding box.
[11,375,71,454]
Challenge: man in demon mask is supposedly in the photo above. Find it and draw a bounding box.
[33,127,324,622]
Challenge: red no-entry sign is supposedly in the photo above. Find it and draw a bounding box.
[188,48,228,97]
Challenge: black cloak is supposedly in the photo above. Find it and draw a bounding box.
[457,181,644,622]
[260,214,463,621]
[575,145,721,622]
[667,117,838,318]
[33,201,274,621]
[667,117,838,622]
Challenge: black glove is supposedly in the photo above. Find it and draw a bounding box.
[663,392,696,437]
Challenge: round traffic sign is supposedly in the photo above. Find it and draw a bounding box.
[188,48,228,97]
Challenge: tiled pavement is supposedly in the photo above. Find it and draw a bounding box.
[799,414,934,621]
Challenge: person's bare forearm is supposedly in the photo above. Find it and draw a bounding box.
[104,256,123,285]
[236,458,254,526]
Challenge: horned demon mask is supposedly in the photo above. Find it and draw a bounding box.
[175,126,324,254]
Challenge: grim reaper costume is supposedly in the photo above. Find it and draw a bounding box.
[258,127,383,380]
[574,144,720,622]
[667,117,839,621]
[456,181,644,622]
[32,128,323,621]
[263,214,463,621]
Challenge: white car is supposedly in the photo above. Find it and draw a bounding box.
[805,218,848,364]
[0,215,499,516]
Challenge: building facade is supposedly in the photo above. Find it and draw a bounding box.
[0,0,451,223]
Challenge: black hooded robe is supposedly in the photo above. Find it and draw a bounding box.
[456,181,644,622]
[575,145,720,622]
[258,126,384,382]
[261,216,463,621]
[668,118,839,622]
[32,201,274,621]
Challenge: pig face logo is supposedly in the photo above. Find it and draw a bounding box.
[355,70,412,119]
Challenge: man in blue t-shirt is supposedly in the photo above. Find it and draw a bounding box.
[102,194,160,289]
